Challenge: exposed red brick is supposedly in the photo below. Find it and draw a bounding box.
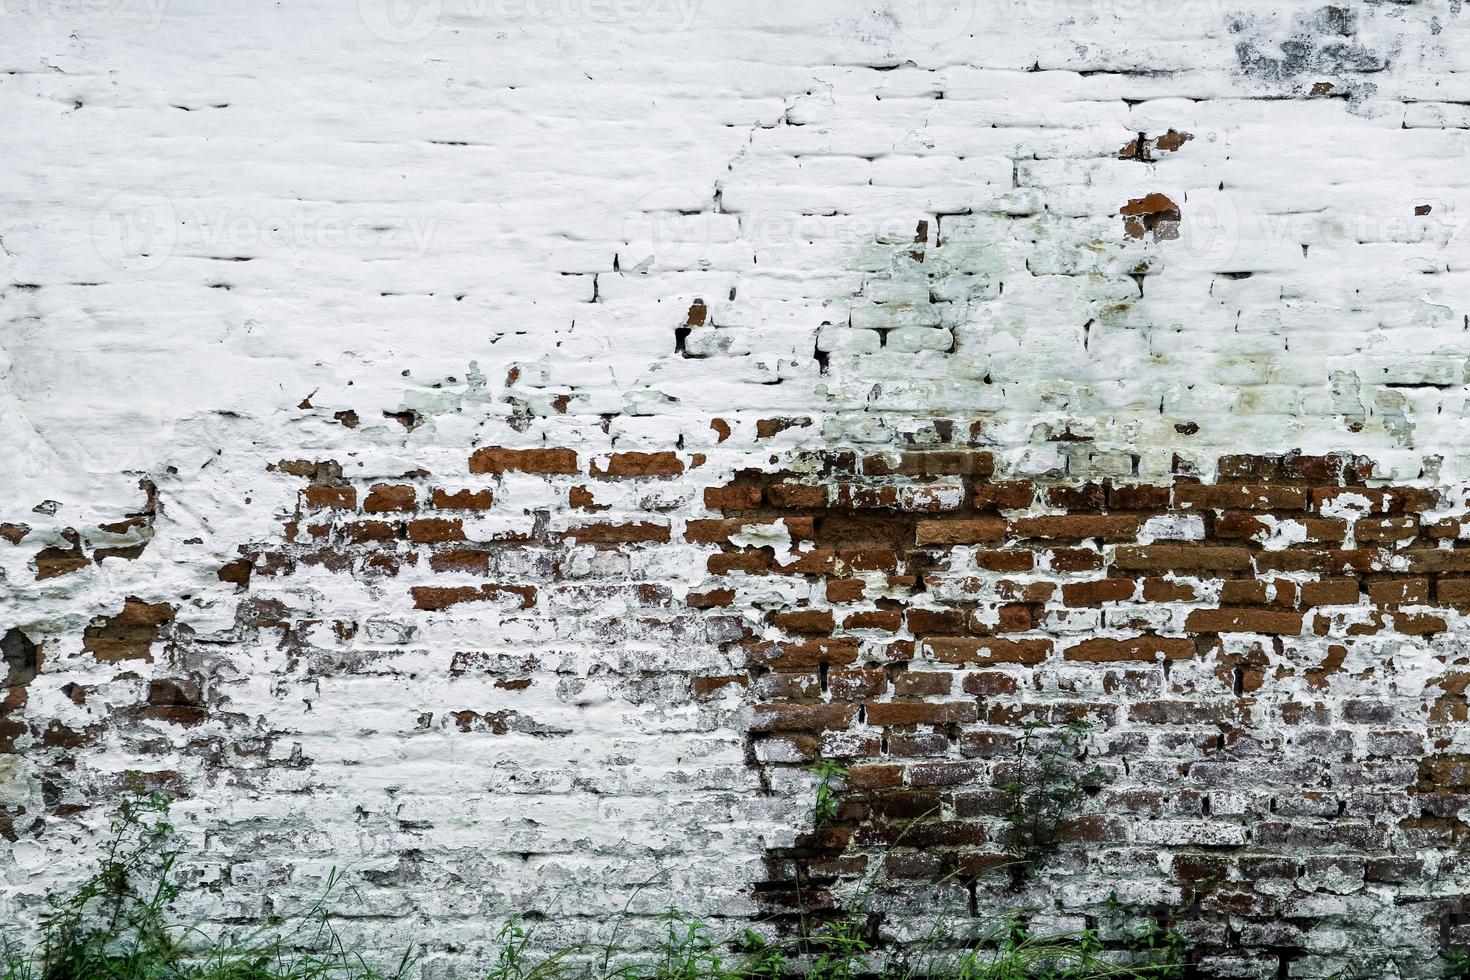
[300,486,355,510]
[407,518,464,543]
[563,522,671,544]
[923,637,1051,665]
[469,447,578,475]
[1062,579,1137,606]
[1175,484,1309,511]
[916,519,1005,545]
[704,485,763,510]
[363,484,416,513]
[1113,546,1253,573]
[1185,608,1303,635]
[411,584,535,611]
[432,488,493,510]
[1063,636,1196,662]
[592,452,684,478]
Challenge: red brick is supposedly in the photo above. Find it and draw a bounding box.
[916,519,1005,545]
[685,517,813,544]
[1061,578,1137,606]
[563,522,671,544]
[923,637,1051,665]
[1010,515,1141,541]
[826,578,866,603]
[1185,608,1303,635]
[363,484,416,513]
[973,481,1036,511]
[1113,546,1252,572]
[592,451,684,477]
[1312,486,1437,514]
[1142,578,1197,602]
[703,485,763,510]
[300,486,355,510]
[893,671,953,696]
[1298,578,1360,606]
[1219,578,1295,606]
[974,550,1034,572]
[688,588,735,609]
[432,488,494,510]
[864,451,992,477]
[744,639,860,670]
[407,518,464,543]
[428,549,490,574]
[340,520,397,544]
[767,483,828,508]
[708,550,769,574]
[841,608,903,631]
[1108,483,1172,510]
[1438,579,1470,604]
[772,609,835,634]
[469,447,578,475]
[906,608,967,634]
[1175,484,1308,511]
[750,703,856,732]
[1048,548,1104,572]
[865,701,977,727]
[1046,483,1105,510]
[1355,517,1418,544]
[1367,578,1430,606]
[1063,636,1195,662]
[411,584,535,611]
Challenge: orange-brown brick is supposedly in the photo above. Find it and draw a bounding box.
[407,518,465,543]
[1185,608,1303,635]
[772,609,836,634]
[592,452,684,477]
[564,522,671,544]
[469,447,578,475]
[1300,578,1361,606]
[1176,484,1308,511]
[1113,546,1252,573]
[1367,578,1430,606]
[923,637,1051,665]
[916,519,1005,545]
[973,481,1035,510]
[865,701,977,727]
[842,608,903,632]
[301,486,355,510]
[363,484,416,513]
[1062,578,1137,606]
[703,485,763,510]
[1063,636,1195,662]
[1010,515,1141,541]
[432,488,494,510]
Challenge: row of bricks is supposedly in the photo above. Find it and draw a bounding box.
[705,481,1441,514]
[701,543,1470,575]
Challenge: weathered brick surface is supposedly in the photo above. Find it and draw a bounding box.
[6,2,1470,975]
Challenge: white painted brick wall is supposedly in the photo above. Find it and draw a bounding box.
[4,0,1470,973]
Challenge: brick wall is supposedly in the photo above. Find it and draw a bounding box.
[5,1,1470,975]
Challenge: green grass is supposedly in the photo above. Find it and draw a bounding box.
[2,785,1195,980]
